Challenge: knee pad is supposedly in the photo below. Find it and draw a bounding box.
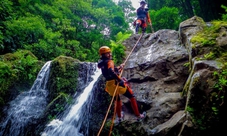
[136,20,142,26]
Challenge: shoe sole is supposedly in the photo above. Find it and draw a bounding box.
[137,111,146,122]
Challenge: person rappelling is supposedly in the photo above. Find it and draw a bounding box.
[97,46,146,124]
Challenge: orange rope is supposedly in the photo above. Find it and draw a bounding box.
[96,83,119,136]
[97,33,144,136]
[108,92,118,136]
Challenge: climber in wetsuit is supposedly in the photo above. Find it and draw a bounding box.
[97,46,146,122]
[135,1,152,34]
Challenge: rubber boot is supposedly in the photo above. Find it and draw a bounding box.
[130,97,140,116]
[115,100,122,118]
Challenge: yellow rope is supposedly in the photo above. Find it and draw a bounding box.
[108,90,119,136]
[97,33,144,136]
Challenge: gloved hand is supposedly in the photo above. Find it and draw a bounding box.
[118,64,124,72]
[118,79,125,87]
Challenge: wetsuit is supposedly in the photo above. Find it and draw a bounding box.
[98,56,140,117]
[136,7,151,33]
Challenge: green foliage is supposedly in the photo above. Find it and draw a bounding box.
[191,35,216,47]
[0,50,42,106]
[0,30,3,51]
[186,106,194,112]
[1,0,226,62]
[118,0,136,28]
[5,16,46,48]
[115,31,131,42]
[186,93,220,131]
[0,61,12,100]
[54,103,64,113]
[183,62,190,67]
[148,0,226,22]
[47,56,80,99]
[0,61,11,77]
[149,6,182,31]
[47,114,56,120]
[111,41,125,65]
[221,5,227,20]
[191,20,227,47]
[0,0,131,62]
[110,32,131,65]
[213,64,227,92]
[45,91,73,120]
[13,50,39,81]
[85,42,100,62]
[45,56,81,121]
[0,0,13,21]
[204,52,216,60]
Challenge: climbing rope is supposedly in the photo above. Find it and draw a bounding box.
[97,33,144,136]
[108,86,119,136]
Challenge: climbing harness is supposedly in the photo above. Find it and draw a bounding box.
[97,33,144,136]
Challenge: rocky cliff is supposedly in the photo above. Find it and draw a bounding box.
[91,16,227,136]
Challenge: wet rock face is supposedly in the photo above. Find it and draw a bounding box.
[179,16,206,45]
[123,30,189,82]
[77,62,99,92]
[92,16,227,135]
[115,29,190,133]
[111,16,227,136]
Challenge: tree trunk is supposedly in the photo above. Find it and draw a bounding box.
[185,0,194,17]
[179,0,194,19]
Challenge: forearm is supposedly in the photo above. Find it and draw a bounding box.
[108,68,121,81]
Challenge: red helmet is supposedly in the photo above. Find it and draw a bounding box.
[99,46,111,55]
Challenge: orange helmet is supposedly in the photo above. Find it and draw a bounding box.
[99,46,111,55]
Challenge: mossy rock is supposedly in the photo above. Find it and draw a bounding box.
[191,20,227,60]
[47,56,80,102]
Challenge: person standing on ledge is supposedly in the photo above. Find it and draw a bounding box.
[134,1,152,34]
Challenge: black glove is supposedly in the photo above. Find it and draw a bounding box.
[118,79,125,87]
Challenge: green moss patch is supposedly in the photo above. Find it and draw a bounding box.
[191,21,227,47]
[46,56,80,117]
[0,50,43,106]
[48,56,80,96]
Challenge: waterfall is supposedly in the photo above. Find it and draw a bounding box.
[41,64,101,136]
[0,61,51,136]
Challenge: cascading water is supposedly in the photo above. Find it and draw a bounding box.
[0,61,51,136]
[42,64,101,136]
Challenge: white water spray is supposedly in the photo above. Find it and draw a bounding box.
[42,65,101,136]
[0,61,51,136]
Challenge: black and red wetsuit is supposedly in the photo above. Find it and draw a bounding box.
[98,56,141,117]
